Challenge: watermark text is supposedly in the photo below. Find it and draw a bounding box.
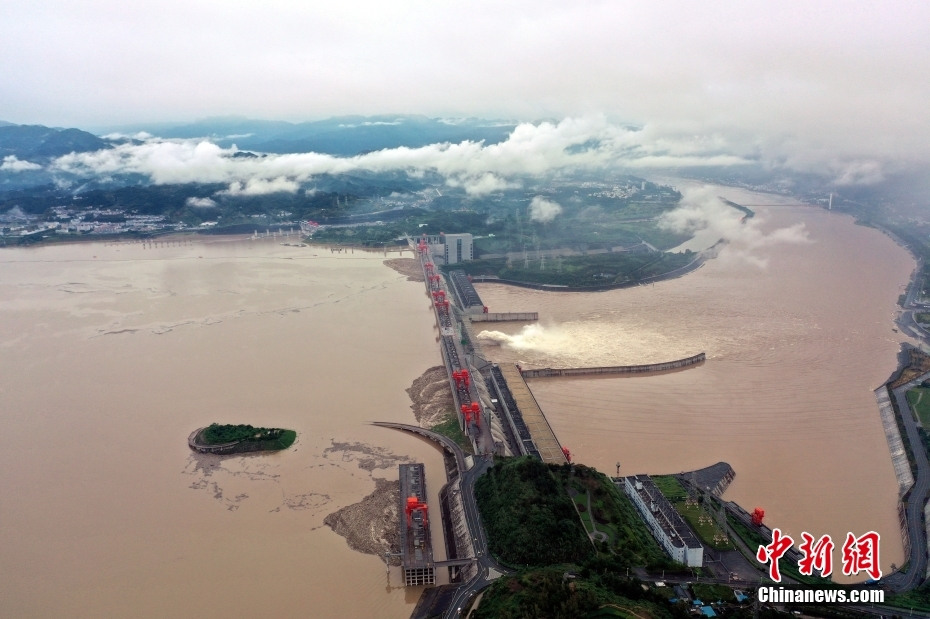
[758,587,884,604]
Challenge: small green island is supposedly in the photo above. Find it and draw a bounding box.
[188,423,296,455]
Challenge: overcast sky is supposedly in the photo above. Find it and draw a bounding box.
[2,1,929,176]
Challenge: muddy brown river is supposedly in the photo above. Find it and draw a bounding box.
[0,183,914,616]
[475,184,913,581]
[0,238,448,617]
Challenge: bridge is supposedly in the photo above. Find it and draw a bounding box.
[372,421,466,473]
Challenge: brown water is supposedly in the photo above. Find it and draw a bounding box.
[0,238,448,618]
[475,185,914,579]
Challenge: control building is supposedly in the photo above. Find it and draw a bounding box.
[623,475,703,567]
[425,233,473,265]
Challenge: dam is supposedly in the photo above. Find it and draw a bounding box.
[520,353,705,379]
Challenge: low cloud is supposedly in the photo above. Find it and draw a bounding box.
[528,196,563,223]
[1,155,42,172]
[217,177,299,196]
[659,186,809,268]
[4,206,29,219]
[101,131,153,140]
[185,196,217,208]
[50,117,760,194]
[831,159,886,186]
[447,173,519,196]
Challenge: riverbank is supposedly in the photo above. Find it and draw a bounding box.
[406,365,455,427]
[384,257,425,282]
[324,366,459,562]
[467,248,709,292]
[324,478,403,564]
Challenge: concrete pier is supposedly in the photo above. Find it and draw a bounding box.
[520,352,705,379]
[495,364,567,464]
[488,365,541,459]
[469,312,538,322]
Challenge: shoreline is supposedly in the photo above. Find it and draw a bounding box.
[468,248,709,293]
[187,426,295,455]
[323,366,456,562]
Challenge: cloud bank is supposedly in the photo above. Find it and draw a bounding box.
[2,1,927,179]
[47,117,763,197]
[1,156,42,172]
[659,186,810,268]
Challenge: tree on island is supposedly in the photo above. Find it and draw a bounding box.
[201,423,296,450]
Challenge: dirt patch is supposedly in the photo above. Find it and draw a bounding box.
[407,365,455,427]
[322,366,454,559]
[384,258,424,282]
[324,441,413,471]
[324,478,402,562]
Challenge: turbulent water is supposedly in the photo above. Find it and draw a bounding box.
[475,185,914,580]
[0,183,914,614]
[0,238,449,618]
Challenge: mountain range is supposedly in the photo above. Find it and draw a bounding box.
[0,124,112,160]
[0,115,517,162]
[99,114,517,155]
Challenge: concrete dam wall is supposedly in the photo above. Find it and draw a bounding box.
[520,352,706,379]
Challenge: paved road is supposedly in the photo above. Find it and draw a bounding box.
[883,378,930,592]
[371,422,511,617]
[883,258,930,592]
[444,454,513,617]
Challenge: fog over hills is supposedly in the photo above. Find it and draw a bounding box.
[99,115,518,156]
[1,113,925,222]
[3,3,926,182]
[1,1,927,240]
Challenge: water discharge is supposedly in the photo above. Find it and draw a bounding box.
[0,181,915,615]
[478,324,573,355]
[476,184,914,581]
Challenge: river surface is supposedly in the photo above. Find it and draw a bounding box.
[0,238,448,618]
[475,184,914,580]
[0,183,913,615]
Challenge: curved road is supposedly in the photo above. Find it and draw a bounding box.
[884,378,930,592]
[371,422,511,617]
[882,253,930,593]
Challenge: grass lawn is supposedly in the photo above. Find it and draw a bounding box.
[886,588,930,613]
[906,388,930,425]
[652,476,733,550]
[429,411,474,454]
[573,494,597,535]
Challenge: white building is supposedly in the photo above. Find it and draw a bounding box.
[426,233,473,265]
[623,475,703,567]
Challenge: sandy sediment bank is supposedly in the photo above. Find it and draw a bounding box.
[384,258,425,282]
[324,478,402,563]
[407,365,455,427]
[324,366,454,560]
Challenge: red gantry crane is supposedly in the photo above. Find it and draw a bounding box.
[405,496,429,528]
